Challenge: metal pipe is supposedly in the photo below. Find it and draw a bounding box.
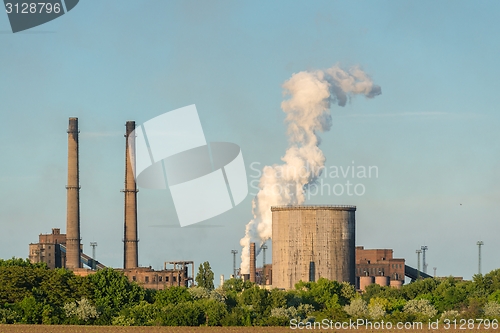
[477,241,484,274]
[421,245,428,274]
[90,242,97,270]
[416,249,422,279]
[231,250,238,278]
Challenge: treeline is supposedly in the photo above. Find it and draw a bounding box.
[0,258,499,326]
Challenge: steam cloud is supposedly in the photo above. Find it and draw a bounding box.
[239,65,381,274]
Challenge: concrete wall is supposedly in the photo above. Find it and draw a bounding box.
[271,205,356,290]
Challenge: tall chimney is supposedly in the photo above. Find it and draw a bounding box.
[250,242,256,283]
[123,121,138,269]
[66,117,81,269]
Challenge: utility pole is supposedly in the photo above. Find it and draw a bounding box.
[416,249,422,279]
[421,246,428,274]
[477,241,484,275]
[231,250,238,278]
[433,267,437,278]
[90,242,98,270]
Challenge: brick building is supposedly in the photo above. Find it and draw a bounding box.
[355,246,405,285]
[121,261,194,290]
[29,228,67,269]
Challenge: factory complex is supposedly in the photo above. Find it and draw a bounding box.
[28,118,430,291]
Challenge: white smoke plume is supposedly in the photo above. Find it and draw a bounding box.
[239,65,381,274]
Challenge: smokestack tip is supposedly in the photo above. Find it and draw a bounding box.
[125,121,135,134]
[68,118,79,133]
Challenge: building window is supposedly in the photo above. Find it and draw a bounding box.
[159,276,163,282]
[173,276,177,282]
[145,276,149,283]
[166,277,169,282]
[48,246,51,249]
[48,260,51,263]
[132,276,136,281]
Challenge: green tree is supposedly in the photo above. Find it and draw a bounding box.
[401,278,439,300]
[294,278,351,310]
[113,301,161,326]
[240,285,270,317]
[0,307,20,324]
[158,302,204,326]
[87,268,145,324]
[155,286,192,306]
[15,296,44,324]
[0,266,45,303]
[197,298,228,326]
[196,261,214,291]
[0,257,47,268]
[268,288,287,309]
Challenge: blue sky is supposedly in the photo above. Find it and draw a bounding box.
[0,0,499,282]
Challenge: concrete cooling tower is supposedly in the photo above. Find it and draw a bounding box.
[271,205,356,289]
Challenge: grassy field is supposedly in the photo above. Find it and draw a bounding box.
[0,326,499,333]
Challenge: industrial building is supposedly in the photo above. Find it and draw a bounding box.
[356,246,405,290]
[242,204,425,290]
[29,229,67,269]
[29,118,194,288]
[246,244,417,291]
[271,205,356,289]
[28,117,430,291]
[120,262,194,290]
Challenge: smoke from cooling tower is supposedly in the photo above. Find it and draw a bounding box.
[239,65,381,273]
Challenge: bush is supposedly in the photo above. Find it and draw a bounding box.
[0,307,20,324]
[368,303,386,319]
[64,298,99,323]
[344,298,368,318]
[403,299,437,320]
[440,310,460,322]
[484,301,500,319]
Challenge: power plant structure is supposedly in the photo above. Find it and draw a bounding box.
[118,120,193,288]
[271,205,356,290]
[123,121,138,269]
[28,117,437,291]
[356,246,405,290]
[66,118,82,270]
[29,118,194,288]
[249,243,256,283]
[30,118,103,271]
[239,205,429,290]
